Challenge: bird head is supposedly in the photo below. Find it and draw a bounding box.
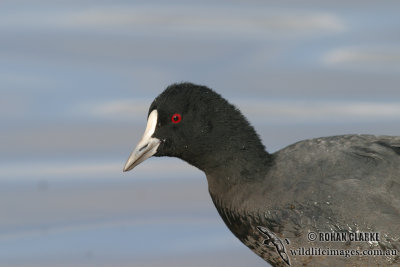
[123,82,267,173]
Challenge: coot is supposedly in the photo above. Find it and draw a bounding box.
[124,83,400,266]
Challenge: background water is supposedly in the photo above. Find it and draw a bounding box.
[1,1,400,266]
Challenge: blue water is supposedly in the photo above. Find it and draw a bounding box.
[1,1,399,266]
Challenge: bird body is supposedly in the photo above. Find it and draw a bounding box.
[209,134,400,266]
[124,83,400,266]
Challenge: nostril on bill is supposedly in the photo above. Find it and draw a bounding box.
[139,144,148,152]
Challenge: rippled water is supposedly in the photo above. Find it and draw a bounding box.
[1,1,399,266]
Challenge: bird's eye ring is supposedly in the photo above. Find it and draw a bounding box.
[171,113,182,124]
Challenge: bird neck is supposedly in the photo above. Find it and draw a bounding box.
[207,145,272,193]
[181,130,273,191]
[178,103,274,189]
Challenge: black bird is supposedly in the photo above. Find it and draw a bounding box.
[123,83,400,266]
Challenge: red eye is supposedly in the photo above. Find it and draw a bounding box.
[171,113,182,124]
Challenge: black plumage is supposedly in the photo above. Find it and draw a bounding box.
[124,83,400,266]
